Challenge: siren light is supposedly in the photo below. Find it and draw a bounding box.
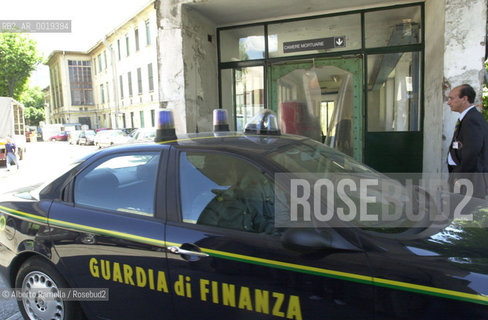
[244,109,281,135]
[213,109,230,132]
[155,109,177,142]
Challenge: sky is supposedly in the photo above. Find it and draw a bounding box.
[1,0,151,88]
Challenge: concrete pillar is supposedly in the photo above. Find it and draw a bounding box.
[156,1,218,134]
[155,0,188,133]
[424,0,487,174]
[181,7,218,133]
[424,0,446,174]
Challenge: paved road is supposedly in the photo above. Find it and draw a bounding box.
[0,276,23,320]
[0,141,98,320]
[0,141,98,194]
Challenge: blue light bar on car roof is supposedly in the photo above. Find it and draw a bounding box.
[155,109,177,142]
[213,109,230,132]
[244,109,281,135]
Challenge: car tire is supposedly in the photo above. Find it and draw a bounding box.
[51,138,56,142]
[15,256,82,320]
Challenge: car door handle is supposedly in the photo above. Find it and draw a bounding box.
[168,246,209,258]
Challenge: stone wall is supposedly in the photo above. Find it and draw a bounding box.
[181,6,218,133]
[442,0,487,172]
[424,0,487,174]
[156,0,218,134]
[155,0,187,133]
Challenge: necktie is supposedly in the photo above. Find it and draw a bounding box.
[453,119,460,138]
[449,119,460,165]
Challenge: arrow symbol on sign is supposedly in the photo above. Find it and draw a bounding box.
[335,38,344,46]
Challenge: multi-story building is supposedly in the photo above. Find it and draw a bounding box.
[46,1,158,130]
[46,51,94,127]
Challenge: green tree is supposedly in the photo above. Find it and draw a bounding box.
[20,86,45,126]
[0,33,42,100]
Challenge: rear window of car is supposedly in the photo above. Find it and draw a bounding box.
[74,152,160,217]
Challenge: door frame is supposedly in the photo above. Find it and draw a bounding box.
[268,57,364,162]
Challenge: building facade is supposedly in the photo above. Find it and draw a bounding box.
[154,0,487,175]
[46,51,94,127]
[45,0,487,175]
[46,1,159,131]
[42,86,51,125]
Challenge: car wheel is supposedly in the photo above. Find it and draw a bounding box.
[15,256,82,320]
[51,138,56,142]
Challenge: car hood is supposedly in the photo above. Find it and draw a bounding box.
[402,211,488,263]
[0,184,42,202]
[359,204,488,299]
[397,193,488,257]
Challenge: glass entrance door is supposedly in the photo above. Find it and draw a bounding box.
[221,66,265,131]
[364,52,423,173]
[269,58,363,162]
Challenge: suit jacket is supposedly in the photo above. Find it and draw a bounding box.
[448,107,488,198]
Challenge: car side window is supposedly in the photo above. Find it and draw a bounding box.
[179,151,276,234]
[74,152,160,217]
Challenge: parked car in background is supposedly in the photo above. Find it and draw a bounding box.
[121,128,137,136]
[94,130,111,147]
[95,129,131,148]
[49,131,69,142]
[130,128,156,142]
[78,130,96,145]
[68,130,82,145]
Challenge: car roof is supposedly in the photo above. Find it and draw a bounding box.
[91,132,309,159]
[161,132,308,155]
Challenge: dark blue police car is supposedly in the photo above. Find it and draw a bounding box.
[0,110,487,320]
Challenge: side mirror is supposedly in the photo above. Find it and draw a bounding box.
[281,228,360,253]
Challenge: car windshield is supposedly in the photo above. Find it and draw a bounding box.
[266,139,431,235]
[266,139,371,174]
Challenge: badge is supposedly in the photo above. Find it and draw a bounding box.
[453,141,462,149]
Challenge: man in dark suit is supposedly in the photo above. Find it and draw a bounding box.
[447,84,488,199]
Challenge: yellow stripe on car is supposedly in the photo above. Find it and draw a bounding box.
[1,205,487,306]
